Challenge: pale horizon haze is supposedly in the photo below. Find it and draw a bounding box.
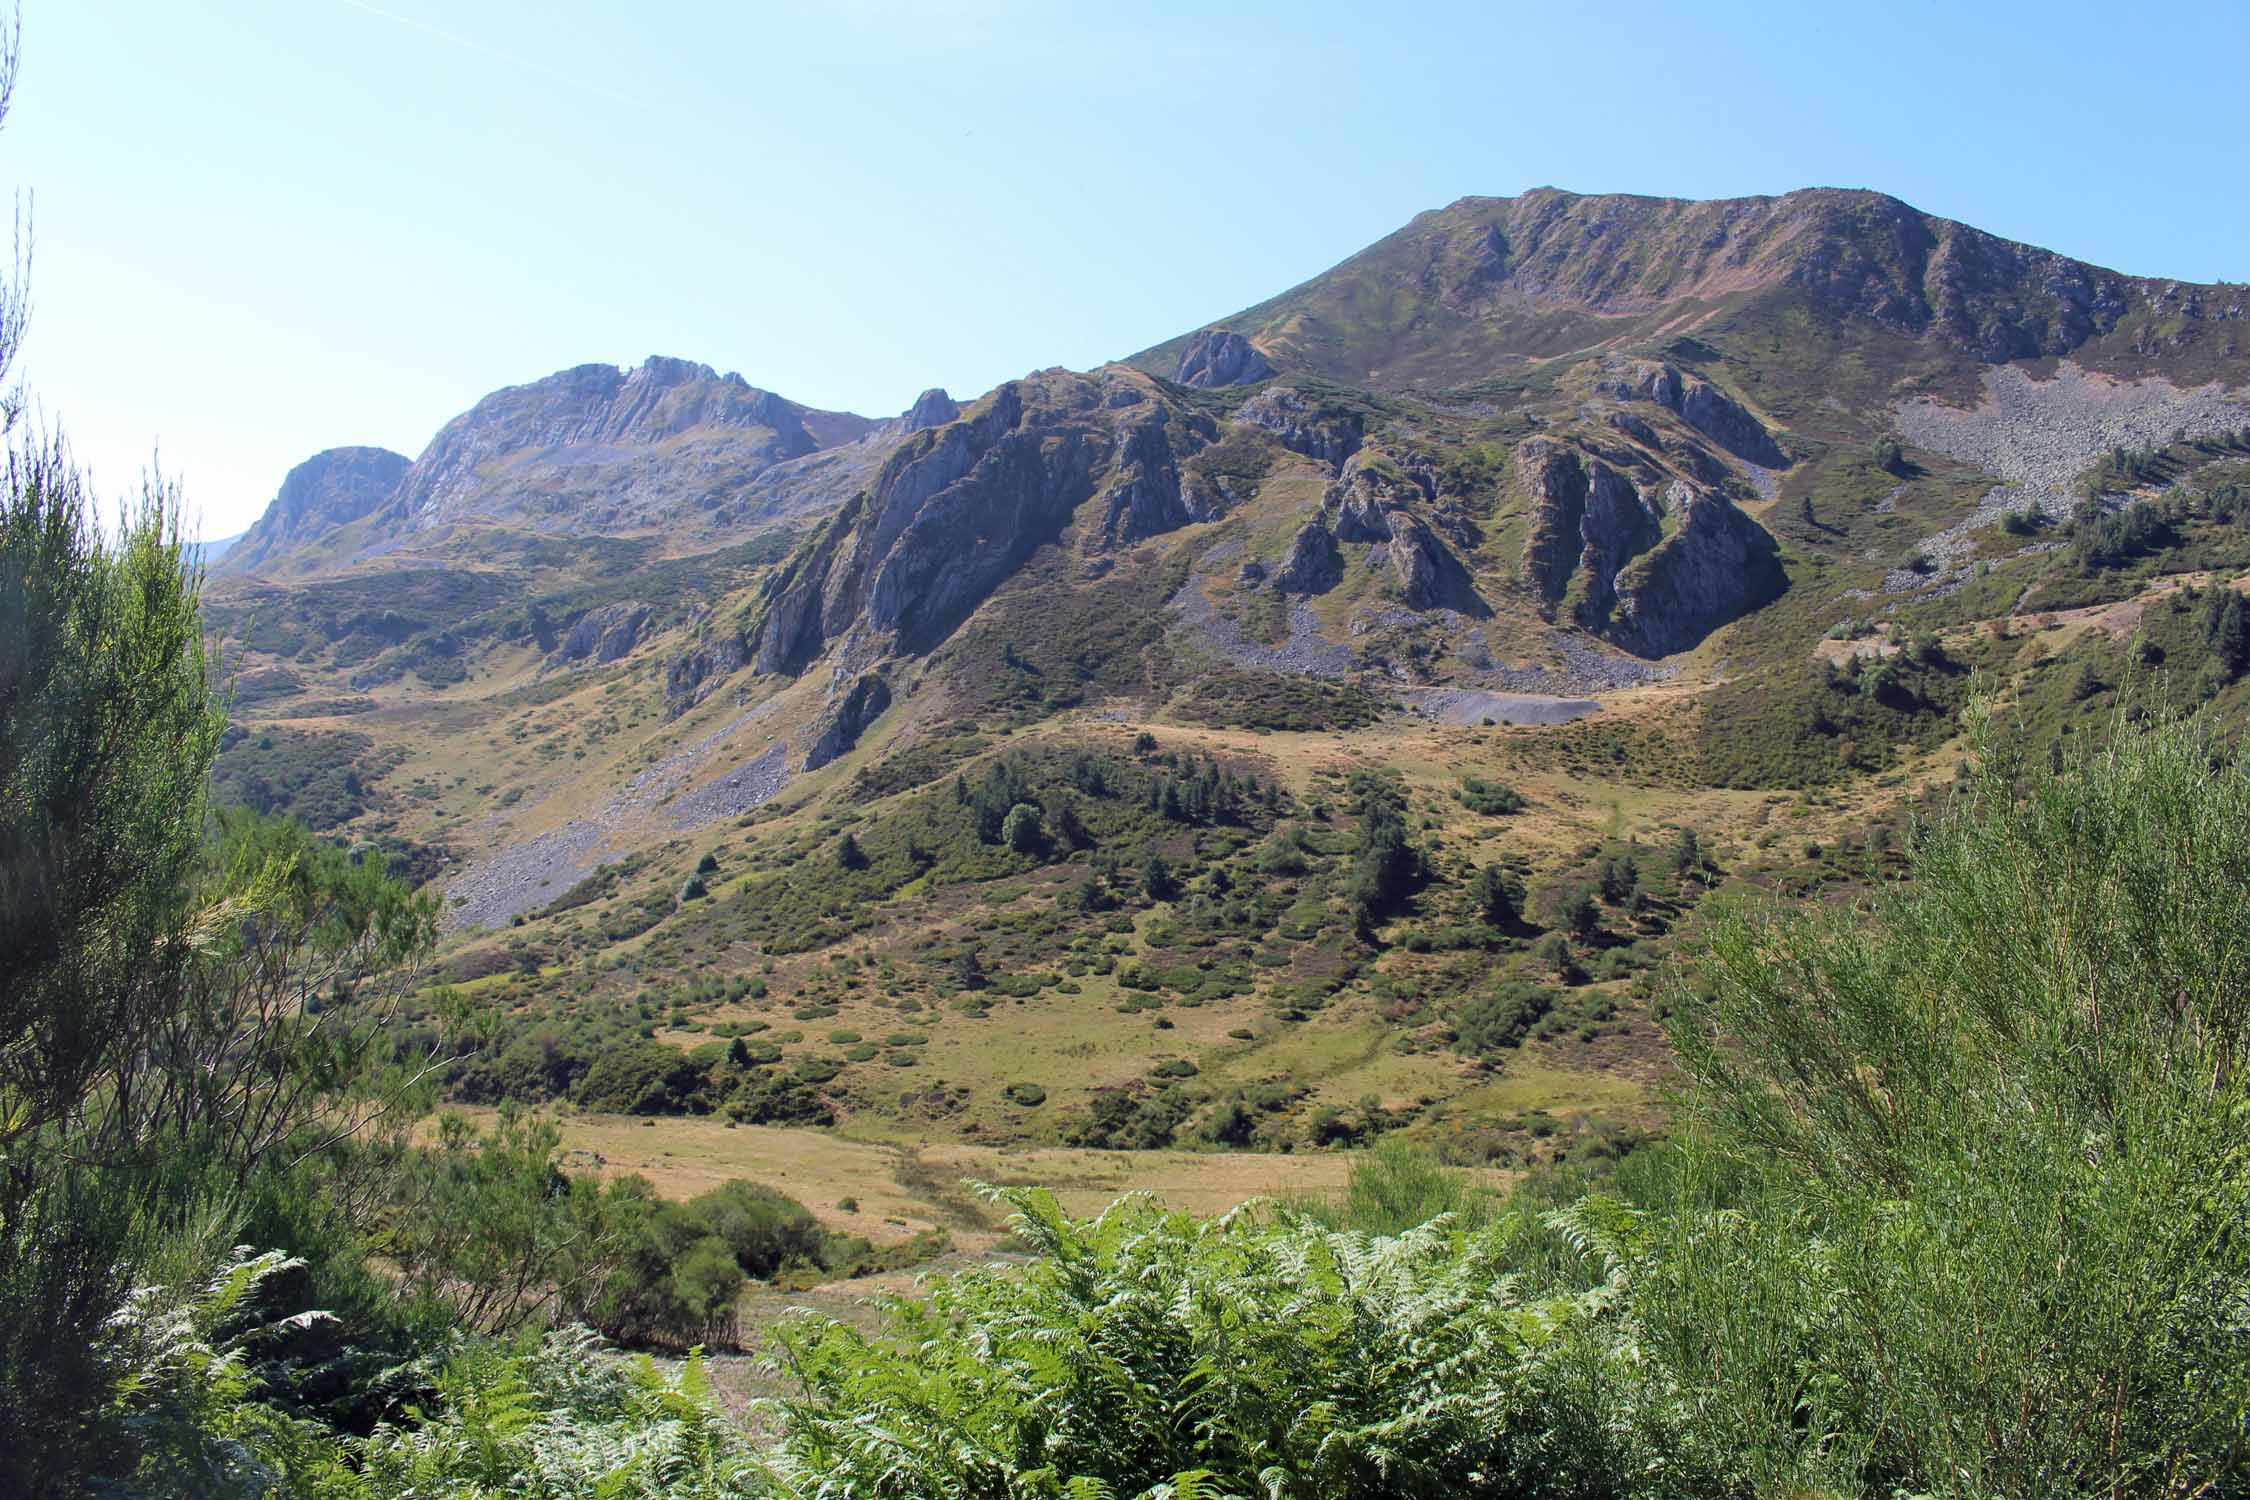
[15,0,2250,540]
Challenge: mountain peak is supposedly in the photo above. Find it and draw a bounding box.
[1132,185,2221,390]
[217,445,410,575]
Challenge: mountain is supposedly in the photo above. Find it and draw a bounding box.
[221,446,411,575]
[381,355,876,536]
[194,186,2250,1162]
[216,356,894,579]
[1129,187,2249,393]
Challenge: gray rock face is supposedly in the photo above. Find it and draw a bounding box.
[1384,512,1449,609]
[750,373,1186,674]
[1272,522,1342,594]
[902,388,959,431]
[1382,511,1488,616]
[1231,386,1362,467]
[220,446,410,574]
[1518,437,1593,604]
[1601,361,1788,468]
[1517,435,1782,655]
[1099,411,1194,545]
[1326,449,1426,542]
[803,672,891,770]
[1573,463,1663,625]
[1316,448,1487,614]
[1607,483,1787,656]
[664,632,750,717]
[384,356,878,537]
[553,602,652,665]
[1173,329,1275,388]
[1334,490,1393,542]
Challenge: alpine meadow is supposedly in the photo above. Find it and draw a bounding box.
[8,4,2250,1496]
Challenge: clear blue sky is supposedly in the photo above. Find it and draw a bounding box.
[15,1,2249,539]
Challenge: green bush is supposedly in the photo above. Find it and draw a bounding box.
[1451,982,1555,1054]
[1645,706,2250,1495]
[1455,776,1526,815]
[574,1039,708,1114]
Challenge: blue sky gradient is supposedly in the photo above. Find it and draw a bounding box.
[16,1,2249,537]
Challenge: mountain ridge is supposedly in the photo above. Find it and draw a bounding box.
[1131,185,2247,392]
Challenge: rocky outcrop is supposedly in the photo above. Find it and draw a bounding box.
[1272,522,1342,594]
[1518,437,1592,604]
[1385,511,1484,614]
[219,447,410,575]
[1181,466,1251,523]
[901,388,959,432]
[1607,483,1787,656]
[1326,449,1427,542]
[1601,361,1788,468]
[1312,449,1487,614]
[1100,409,1204,546]
[1173,329,1274,388]
[1231,386,1362,467]
[1517,436,1781,654]
[552,602,652,665]
[1334,490,1391,543]
[749,373,1190,674]
[803,672,891,770]
[1573,463,1663,625]
[664,632,750,717]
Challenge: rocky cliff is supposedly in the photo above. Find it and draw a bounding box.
[219,446,410,575]
[1517,435,1782,657]
[747,371,1212,677]
[385,356,875,535]
[1605,483,1786,657]
[1173,329,1274,388]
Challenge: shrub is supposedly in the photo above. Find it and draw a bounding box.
[1455,776,1525,816]
[574,1040,707,1115]
[1654,706,2250,1495]
[1451,983,1555,1055]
